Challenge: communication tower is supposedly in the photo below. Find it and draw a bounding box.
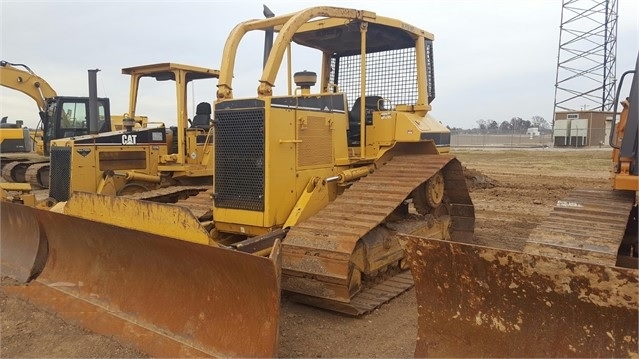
[553,0,618,115]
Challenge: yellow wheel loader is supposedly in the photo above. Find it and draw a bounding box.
[404,53,639,357]
[2,7,474,357]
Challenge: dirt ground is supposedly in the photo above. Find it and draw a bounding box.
[0,148,613,358]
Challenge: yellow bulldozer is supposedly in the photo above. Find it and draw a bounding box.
[7,6,633,358]
[404,52,639,357]
[2,7,468,356]
[0,61,150,191]
[2,62,220,276]
[46,62,219,203]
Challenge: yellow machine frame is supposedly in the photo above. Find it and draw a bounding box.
[212,7,450,236]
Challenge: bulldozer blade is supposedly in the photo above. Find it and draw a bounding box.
[401,234,638,358]
[0,201,48,283]
[8,206,281,358]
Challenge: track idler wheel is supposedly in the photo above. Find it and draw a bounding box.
[412,171,445,215]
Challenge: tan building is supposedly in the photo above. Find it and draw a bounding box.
[553,110,615,147]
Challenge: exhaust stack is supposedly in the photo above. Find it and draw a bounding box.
[262,5,275,69]
[88,69,100,134]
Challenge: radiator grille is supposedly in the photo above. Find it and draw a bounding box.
[49,147,71,202]
[214,108,265,212]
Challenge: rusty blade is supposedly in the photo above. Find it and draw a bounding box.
[24,206,280,358]
[402,235,638,358]
[0,201,48,282]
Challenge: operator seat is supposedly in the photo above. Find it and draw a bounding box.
[190,102,212,130]
[348,96,383,146]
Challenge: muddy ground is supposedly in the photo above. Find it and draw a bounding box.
[0,148,613,358]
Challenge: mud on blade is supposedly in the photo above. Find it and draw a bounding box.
[13,206,281,358]
[0,201,47,282]
[402,235,638,358]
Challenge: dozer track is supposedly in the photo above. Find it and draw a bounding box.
[282,154,474,315]
[524,188,636,266]
[2,160,31,183]
[24,162,49,188]
[1,158,49,188]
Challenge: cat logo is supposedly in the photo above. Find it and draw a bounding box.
[76,148,91,157]
[121,134,138,145]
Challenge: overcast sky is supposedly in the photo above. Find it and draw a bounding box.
[1,0,637,129]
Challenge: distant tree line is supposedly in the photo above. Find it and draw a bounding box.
[447,116,550,134]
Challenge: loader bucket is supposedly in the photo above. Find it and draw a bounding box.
[7,206,281,358]
[401,234,638,358]
[0,201,47,282]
